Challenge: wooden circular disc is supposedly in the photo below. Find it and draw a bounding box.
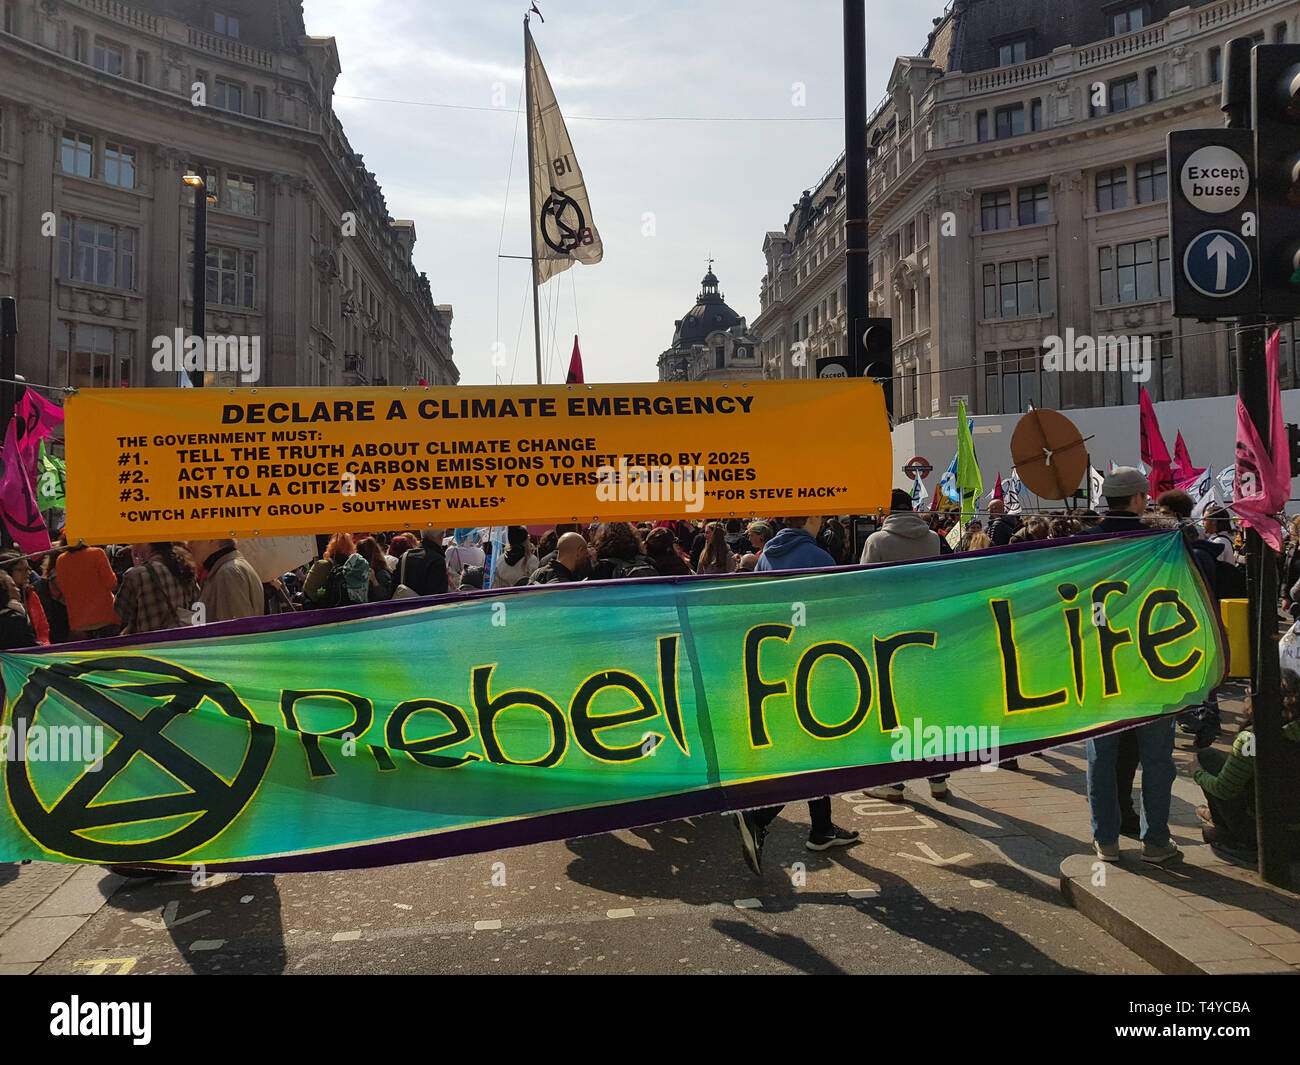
[1010,408,1088,500]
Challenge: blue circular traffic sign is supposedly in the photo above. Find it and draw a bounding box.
[1183,230,1253,298]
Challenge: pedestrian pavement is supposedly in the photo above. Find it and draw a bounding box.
[0,862,124,974]
[930,683,1300,975]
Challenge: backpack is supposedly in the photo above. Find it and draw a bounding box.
[314,561,349,609]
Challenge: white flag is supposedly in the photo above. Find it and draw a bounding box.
[910,476,929,512]
[1088,466,1105,512]
[527,28,602,285]
[1216,465,1236,503]
[1003,471,1023,515]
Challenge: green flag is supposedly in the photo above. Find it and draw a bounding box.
[37,441,65,512]
[955,399,982,524]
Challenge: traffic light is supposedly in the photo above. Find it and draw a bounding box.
[1288,422,1300,478]
[1253,45,1300,317]
[860,316,893,416]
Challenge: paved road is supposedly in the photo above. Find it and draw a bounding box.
[39,785,1156,974]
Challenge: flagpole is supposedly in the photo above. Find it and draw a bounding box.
[524,16,544,386]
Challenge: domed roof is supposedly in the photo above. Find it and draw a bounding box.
[672,268,743,347]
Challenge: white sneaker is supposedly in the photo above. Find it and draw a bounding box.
[862,785,906,801]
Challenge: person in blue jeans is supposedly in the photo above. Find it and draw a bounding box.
[1086,466,1182,865]
[1087,717,1179,863]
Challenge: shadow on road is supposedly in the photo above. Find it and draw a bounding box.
[105,872,287,974]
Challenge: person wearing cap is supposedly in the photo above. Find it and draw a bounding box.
[746,521,774,556]
[1085,466,1180,865]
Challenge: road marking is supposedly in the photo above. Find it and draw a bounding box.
[394,903,413,910]
[332,930,362,942]
[872,815,937,831]
[239,895,254,904]
[898,842,973,866]
[189,940,224,952]
[131,900,210,931]
[606,908,635,919]
[969,879,995,888]
[733,898,762,909]
[846,889,879,899]
[74,958,137,975]
[474,919,502,930]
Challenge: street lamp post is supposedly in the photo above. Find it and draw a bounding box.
[182,173,208,387]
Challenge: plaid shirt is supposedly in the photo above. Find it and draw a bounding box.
[115,560,192,634]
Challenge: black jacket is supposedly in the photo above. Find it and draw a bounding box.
[1097,511,1144,533]
[392,544,448,597]
[989,515,1021,546]
[529,559,579,585]
[0,604,36,650]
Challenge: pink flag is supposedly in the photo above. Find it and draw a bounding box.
[566,336,585,385]
[0,417,51,554]
[1173,432,1194,479]
[16,391,63,450]
[993,473,1003,500]
[1139,387,1174,496]
[1234,329,1290,551]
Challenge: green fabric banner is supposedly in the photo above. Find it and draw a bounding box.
[37,441,65,513]
[0,532,1222,871]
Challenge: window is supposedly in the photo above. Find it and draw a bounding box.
[56,322,134,389]
[1110,5,1144,36]
[58,217,136,289]
[976,110,989,142]
[103,143,135,188]
[214,12,240,38]
[223,172,256,214]
[72,28,87,63]
[1031,98,1043,131]
[1018,183,1048,225]
[1135,158,1167,203]
[1110,75,1139,112]
[983,257,1052,319]
[1275,21,1288,44]
[213,78,243,114]
[1096,166,1128,211]
[194,246,257,308]
[904,220,915,255]
[995,103,1025,139]
[60,131,93,178]
[981,189,1012,230]
[715,346,725,370]
[3,2,13,34]
[252,88,265,119]
[998,39,1029,67]
[1146,67,1159,104]
[1210,46,1222,84]
[136,52,149,83]
[92,39,123,75]
[984,349,1041,415]
[1098,237,1170,304]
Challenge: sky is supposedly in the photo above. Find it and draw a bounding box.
[305,0,939,386]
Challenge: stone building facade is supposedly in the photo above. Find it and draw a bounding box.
[0,0,456,392]
[657,267,761,383]
[754,0,1298,423]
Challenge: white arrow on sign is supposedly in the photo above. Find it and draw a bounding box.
[1206,234,1237,291]
[130,900,211,931]
[897,841,972,866]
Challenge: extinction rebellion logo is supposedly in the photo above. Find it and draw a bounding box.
[5,657,273,863]
[540,186,586,254]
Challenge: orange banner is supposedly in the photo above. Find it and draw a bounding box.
[65,381,891,541]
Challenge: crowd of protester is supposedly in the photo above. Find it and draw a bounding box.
[0,466,1287,871]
